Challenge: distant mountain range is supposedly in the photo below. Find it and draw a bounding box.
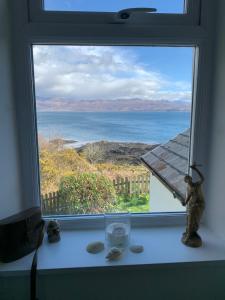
[36,98,191,112]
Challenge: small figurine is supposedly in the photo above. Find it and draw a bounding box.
[47,220,60,243]
[182,164,205,248]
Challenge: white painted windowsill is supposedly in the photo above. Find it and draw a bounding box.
[1,225,225,276]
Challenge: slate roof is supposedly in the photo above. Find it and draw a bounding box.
[141,129,190,203]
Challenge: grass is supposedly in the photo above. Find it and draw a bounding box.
[119,204,150,213]
[115,193,150,213]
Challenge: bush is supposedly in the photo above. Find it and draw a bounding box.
[58,173,116,214]
[39,147,96,194]
[82,143,105,163]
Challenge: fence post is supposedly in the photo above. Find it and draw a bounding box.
[138,175,142,194]
[45,193,49,214]
[125,177,130,195]
[130,177,133,194]
[113,179,116,192]
[116,178,120,194]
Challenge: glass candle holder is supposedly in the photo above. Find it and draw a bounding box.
[105,213,131,248]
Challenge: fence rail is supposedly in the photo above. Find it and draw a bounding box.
[41,175,150,215]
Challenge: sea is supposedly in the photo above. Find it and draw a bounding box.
[37,111,191,147]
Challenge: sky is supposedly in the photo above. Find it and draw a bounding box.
[44,0,185,14]
[33,45,193,102]
[33,1,193,103]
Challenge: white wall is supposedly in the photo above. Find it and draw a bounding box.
[0,0,22,219]
[2,2,225,300]
[150,175,185,213]
[205,0,225,240]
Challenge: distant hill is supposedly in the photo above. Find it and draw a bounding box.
[36,98,191,112]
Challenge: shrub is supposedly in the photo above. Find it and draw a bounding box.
[58,173,116,214]
[82,143,105,163]
[39,147,96,194]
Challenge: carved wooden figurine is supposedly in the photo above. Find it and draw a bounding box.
[182,164,205,248]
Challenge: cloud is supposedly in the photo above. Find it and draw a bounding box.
[33,45,191,102]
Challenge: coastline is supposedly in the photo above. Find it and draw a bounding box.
[49,138,158,165]
[78,140,157,165]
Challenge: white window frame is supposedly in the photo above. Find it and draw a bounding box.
[29,0,201,26]
[10,0,213,228]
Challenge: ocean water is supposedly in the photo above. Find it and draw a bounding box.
[37,111,191,146]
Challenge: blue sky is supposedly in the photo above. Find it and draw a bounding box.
[34,1,193,103]
[34,46,193,102]
[44,0,184,14]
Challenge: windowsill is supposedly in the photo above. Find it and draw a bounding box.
[1,225,225,276]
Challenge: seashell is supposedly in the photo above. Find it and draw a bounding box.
[86,241,104,254]
[106,247,123,261]
[129,245,144,253]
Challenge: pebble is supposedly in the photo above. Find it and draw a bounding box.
[129,245,144,253]
[86,241,104,254]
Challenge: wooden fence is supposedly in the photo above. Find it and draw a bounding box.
[41,191,64,215]
[113,175,150,195]
[41,175,150,215]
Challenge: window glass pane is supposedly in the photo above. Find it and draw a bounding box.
[33,45,193,216]
[44,0,185,14]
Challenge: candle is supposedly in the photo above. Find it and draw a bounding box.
[106,222,129,248]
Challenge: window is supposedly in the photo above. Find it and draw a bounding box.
[44,0,185,14]
[12,0,210,223]
[29,0,200,25]
[33,45,193,216]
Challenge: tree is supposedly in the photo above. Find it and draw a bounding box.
[82,143,105,163]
